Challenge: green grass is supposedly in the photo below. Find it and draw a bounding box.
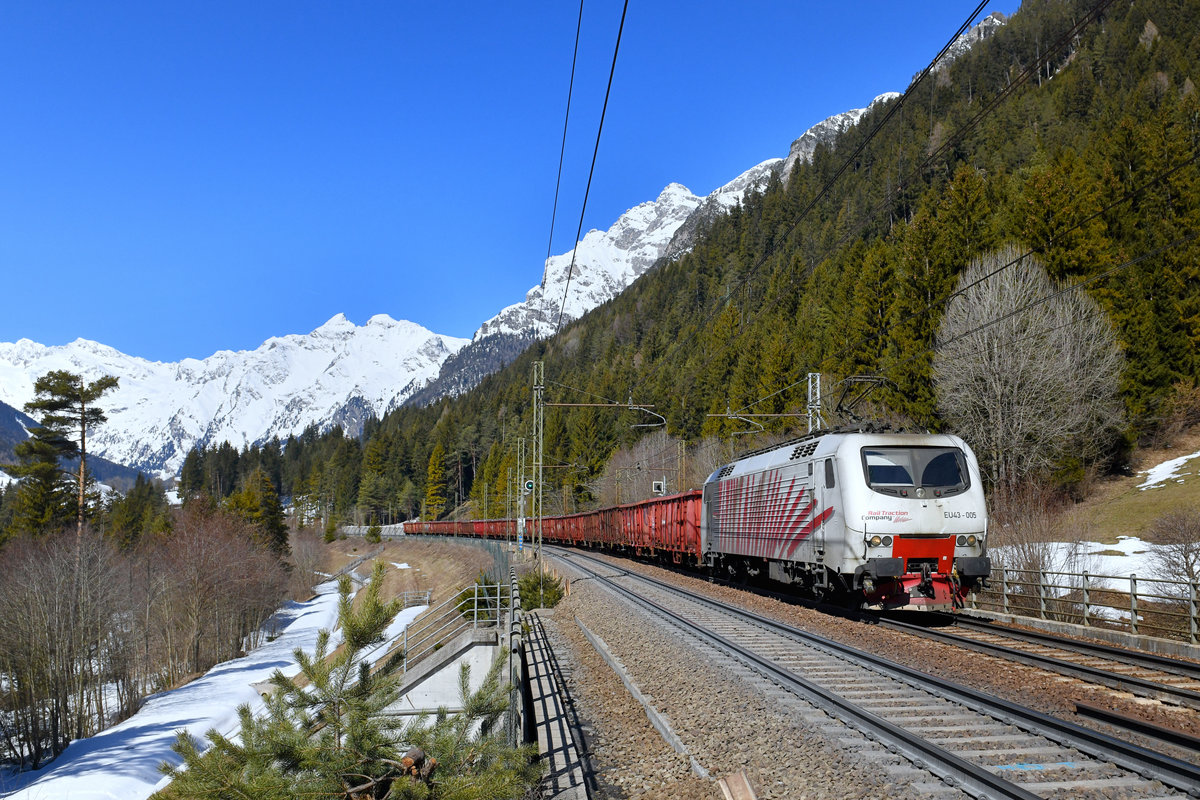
[1062,452,1200,545]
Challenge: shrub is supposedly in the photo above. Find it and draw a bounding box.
[518,570,563,611]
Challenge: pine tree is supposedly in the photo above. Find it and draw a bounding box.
[21,370,118,537]
[423,442,448,520]
[358,436,390,522]
[226,467,289,555]
[3,427,72,538]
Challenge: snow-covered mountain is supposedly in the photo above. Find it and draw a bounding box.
[474,183,699,342]
[779,93,901,183]
[936,11,1006,71]
[409,162,781,404]
[413,94,907,404]
[0,315,467,478]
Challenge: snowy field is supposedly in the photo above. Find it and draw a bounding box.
[0,580,426,800]
[995,534,1163,584]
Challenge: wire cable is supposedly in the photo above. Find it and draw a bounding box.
[544,0,586,265]
[554,0,630,336]
[743,147,1200,415]
[719,0,1124,415]
[876,231,1198,387]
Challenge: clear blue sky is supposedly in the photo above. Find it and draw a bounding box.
[0,1,1019,363]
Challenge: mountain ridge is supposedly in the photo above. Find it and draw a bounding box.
[0,315,467,478]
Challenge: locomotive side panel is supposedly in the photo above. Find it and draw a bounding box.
[706,460,833,566]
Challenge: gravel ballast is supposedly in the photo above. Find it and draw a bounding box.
[533,550,1200,797]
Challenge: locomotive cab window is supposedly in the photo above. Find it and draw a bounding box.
[861,447,969,498]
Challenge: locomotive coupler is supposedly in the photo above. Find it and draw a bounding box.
[917,563,935,598]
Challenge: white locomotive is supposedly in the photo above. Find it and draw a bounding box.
[702,431,990,610]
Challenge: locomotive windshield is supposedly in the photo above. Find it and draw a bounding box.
[861,446,969,497]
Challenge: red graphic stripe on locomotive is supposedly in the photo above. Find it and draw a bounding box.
[769,485,808,559]
[783,504,831,559]
[768,473,797,558]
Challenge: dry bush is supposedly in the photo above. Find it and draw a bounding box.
[935,246,1125,493]
[589,429,686,507]
[0,528,127,767]
[983,485,1096,622]
[1154,382,1200,447]
[287,526,328,597]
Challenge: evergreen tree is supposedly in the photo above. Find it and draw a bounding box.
[104,474,171,549]
[226,467,289,555]
[3,427,73,538]
[357,436,390,522]
[178,449,204,499]
[423,442,448,519]
[21,370,118,536]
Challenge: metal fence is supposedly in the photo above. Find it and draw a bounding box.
[389,581,506,674]
[507,568,525,747]
[970,566,1200,644]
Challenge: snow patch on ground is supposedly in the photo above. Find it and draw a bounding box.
[995,535,1156,576]
[391,562,410,569]
[992,536,1167,593]
[1137,448,1200,490]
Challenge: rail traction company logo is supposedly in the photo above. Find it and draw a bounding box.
[862,510,912,524]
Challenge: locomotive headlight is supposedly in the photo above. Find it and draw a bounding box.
[967,535,977,546]
[957,535,967,546]
[882,535,892,546]
[869,535,883,547]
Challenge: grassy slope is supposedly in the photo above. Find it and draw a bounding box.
[1060,429,1200,545]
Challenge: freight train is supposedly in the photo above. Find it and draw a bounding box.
[404,430,991,611]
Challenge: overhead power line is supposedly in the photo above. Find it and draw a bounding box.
[743,147,1200,418]
[544,0,585,264]
[554,0,630,336]
[729,0,1126,416]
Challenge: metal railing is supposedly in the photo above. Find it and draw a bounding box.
[393,582,506,674]
[507,568,525,747]
[397,590,432,610]
[970,566,1200,644]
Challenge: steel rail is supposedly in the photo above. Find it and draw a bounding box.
[560,553,1041,800]
[952,614,1200,680]
[1075,703,1200,754]
[557,549,1200,796]
[877,616,1200,710]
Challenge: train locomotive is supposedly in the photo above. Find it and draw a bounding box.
[405,430,990,611]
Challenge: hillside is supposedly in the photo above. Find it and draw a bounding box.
[1061,429,1200,545]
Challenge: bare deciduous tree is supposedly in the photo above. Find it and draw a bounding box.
[934,246,1125,495]
[1147,506,1200,587]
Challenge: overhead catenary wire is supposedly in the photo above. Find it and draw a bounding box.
[904,231,1198,375]
[553,0,630,336]
[810,0,1119,282]
[543,0,586,264]
[701,0,1134,417]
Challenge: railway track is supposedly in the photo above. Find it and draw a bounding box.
[555,548,1200,799]
[876,614,1200,712]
